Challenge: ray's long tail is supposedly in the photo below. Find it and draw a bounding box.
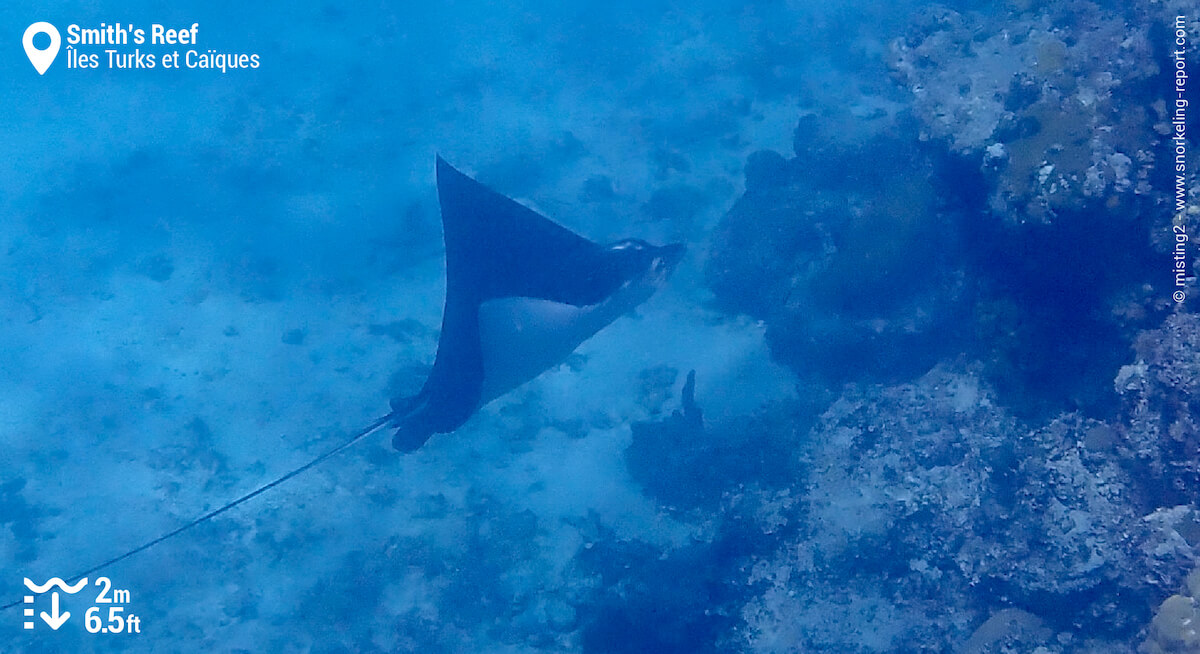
[1,412,395,611]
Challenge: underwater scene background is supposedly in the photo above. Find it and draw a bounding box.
[2,0,1199,651]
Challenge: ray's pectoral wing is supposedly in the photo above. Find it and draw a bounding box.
[395,301,485,436]
[436,156,628,307]
[392,159,633,443]
[476,298,584,405]
[475,286,643,405]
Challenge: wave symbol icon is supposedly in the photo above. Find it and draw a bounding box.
[23,578,88,594]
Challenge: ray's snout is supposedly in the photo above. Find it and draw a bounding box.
[648,242,686,278]
[654,242,686,276]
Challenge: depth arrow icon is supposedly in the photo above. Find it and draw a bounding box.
[40,592,69,630]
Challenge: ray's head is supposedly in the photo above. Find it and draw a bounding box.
[607,239,686,286]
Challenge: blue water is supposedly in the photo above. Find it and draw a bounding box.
[2,1,1195,652]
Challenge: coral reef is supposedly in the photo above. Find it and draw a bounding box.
[708,0,1173,419]
[625,370,799,512]
[961,608,1051,654]
[884,0,1179,415]
[575,529,743,654]
[1141,567,1200,654]
[692,2,1200,651]
[1116,312,1200,503]
[886,1,1159,224]
[735,366,1199,651]
[706,134,969,390]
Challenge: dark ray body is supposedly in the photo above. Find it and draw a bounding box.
[390,158,684,450]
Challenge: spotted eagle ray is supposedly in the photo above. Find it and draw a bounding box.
[0,157,684,606]
[390,157,685,450]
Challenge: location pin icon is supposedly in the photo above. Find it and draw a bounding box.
[23,22,61,75]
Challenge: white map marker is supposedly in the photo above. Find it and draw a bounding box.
[23,22,61,75]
